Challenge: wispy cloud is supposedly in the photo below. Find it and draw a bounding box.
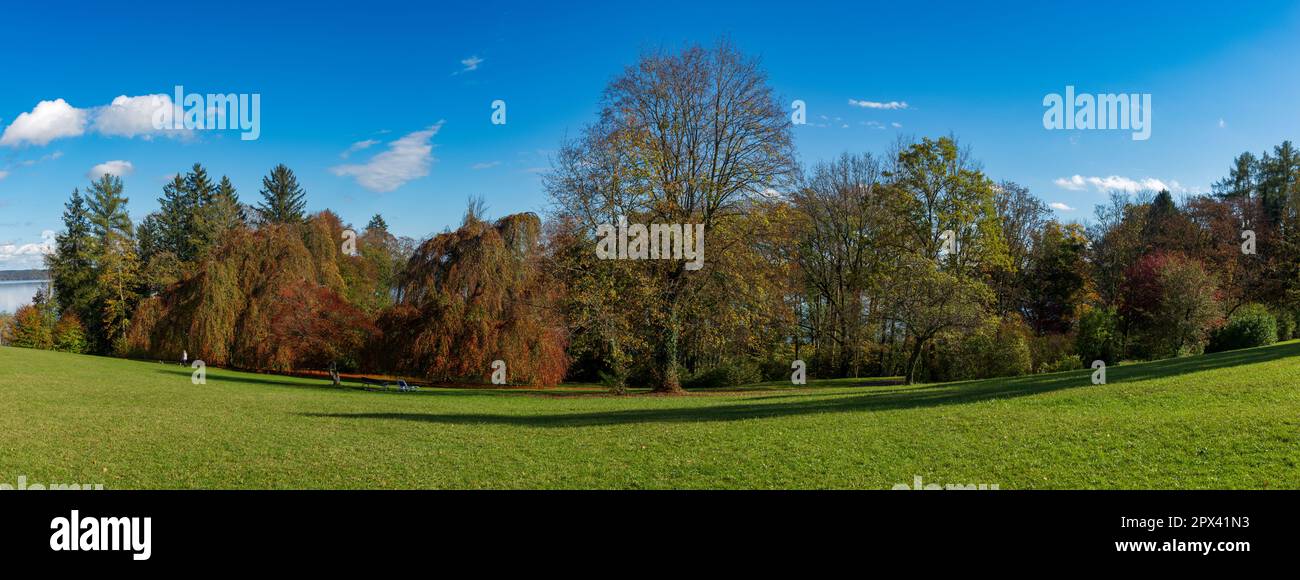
[330,122,444,192]
[340,139,379,159]
[1218,118,1227,129]
[848,99,909,110]
[471,161,501,170]
[20,150,63,167]
[1054,174,1188,194]
[456,55,484,74]
[1048,202,1076,211]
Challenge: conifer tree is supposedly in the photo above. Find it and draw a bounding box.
[86,174,140,352]
[256,164,307,224]
[47,189,97,318]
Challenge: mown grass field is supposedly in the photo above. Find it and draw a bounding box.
[1,342,1297,489]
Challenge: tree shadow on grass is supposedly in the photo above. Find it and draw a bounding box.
[153,366,322,389]
[151,367,617,398]
[301,341,1300,428]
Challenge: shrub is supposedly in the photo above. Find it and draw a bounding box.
[9,304,53,350]
[1121,253,1222,359]
[1208,304,1277,353]
[933,316,1032,382]
[1076,307,1120,365]
[1029,333,1080,373]
[1038,355,1083,374]
[683,360,763,388]
[52,314,88,354]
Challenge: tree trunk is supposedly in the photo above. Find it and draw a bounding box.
[904,339,926,385]
[652,283,686,395]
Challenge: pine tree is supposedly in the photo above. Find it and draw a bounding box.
[47,189,97,318]
[184,163,220,260]
[366,213,389,234]
[88,174,134,239]
[86,174,139,352]
[157,174,192,260]
[1259,141,1300,225]
[1213,152,1257,200]
[214,175,246,230]
[184,163,216,205]
[256,164,307,224]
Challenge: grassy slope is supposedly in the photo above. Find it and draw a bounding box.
[0,342,1297,489]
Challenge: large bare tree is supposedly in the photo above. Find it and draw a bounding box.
[548,40,796,393]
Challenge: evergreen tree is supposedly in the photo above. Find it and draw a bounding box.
[256,164,307,224]
[185,163,219,259]
[46,189,97,319]
[1213,152,1258,200]
[365,213,388,234]
[1259,141,1300,225]
[214,175,246,230]
[86,174,140,352]
[156,174,193,260]
[136,213,163,265]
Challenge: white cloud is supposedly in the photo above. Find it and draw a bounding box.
[891,122,903,128]
[87,160,134,180]
[340,139,380,159]
[0,170,8,181]
[0,230,56,268]
[1054,174,1187,194]
[1218,118,1227,129]
[19,150,63,167]
[92,94,186,139]
[1049,202,1076,211]
[330,122,444,192]
[3,94,197,147]
[1053,175,1088,191]
[848,99,908,110]
[471,161,501,170]
[458,56,484,73]
[0,99,88,147]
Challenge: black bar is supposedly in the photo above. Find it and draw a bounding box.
[2,491,1285,569]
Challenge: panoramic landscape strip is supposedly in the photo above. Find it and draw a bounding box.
[0,1,1296,567]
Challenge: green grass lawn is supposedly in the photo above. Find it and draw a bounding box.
[1,342,1297,489]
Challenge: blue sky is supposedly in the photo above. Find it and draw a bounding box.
[2,0,1299,269]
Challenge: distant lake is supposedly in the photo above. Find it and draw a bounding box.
[0,279,48,314]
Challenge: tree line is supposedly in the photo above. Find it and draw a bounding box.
[3,41,1297,393]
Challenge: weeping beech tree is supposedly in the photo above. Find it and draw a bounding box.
[372,211,568,386]
[125,212,371,371]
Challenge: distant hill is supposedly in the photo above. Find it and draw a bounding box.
[0,269,49,282]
